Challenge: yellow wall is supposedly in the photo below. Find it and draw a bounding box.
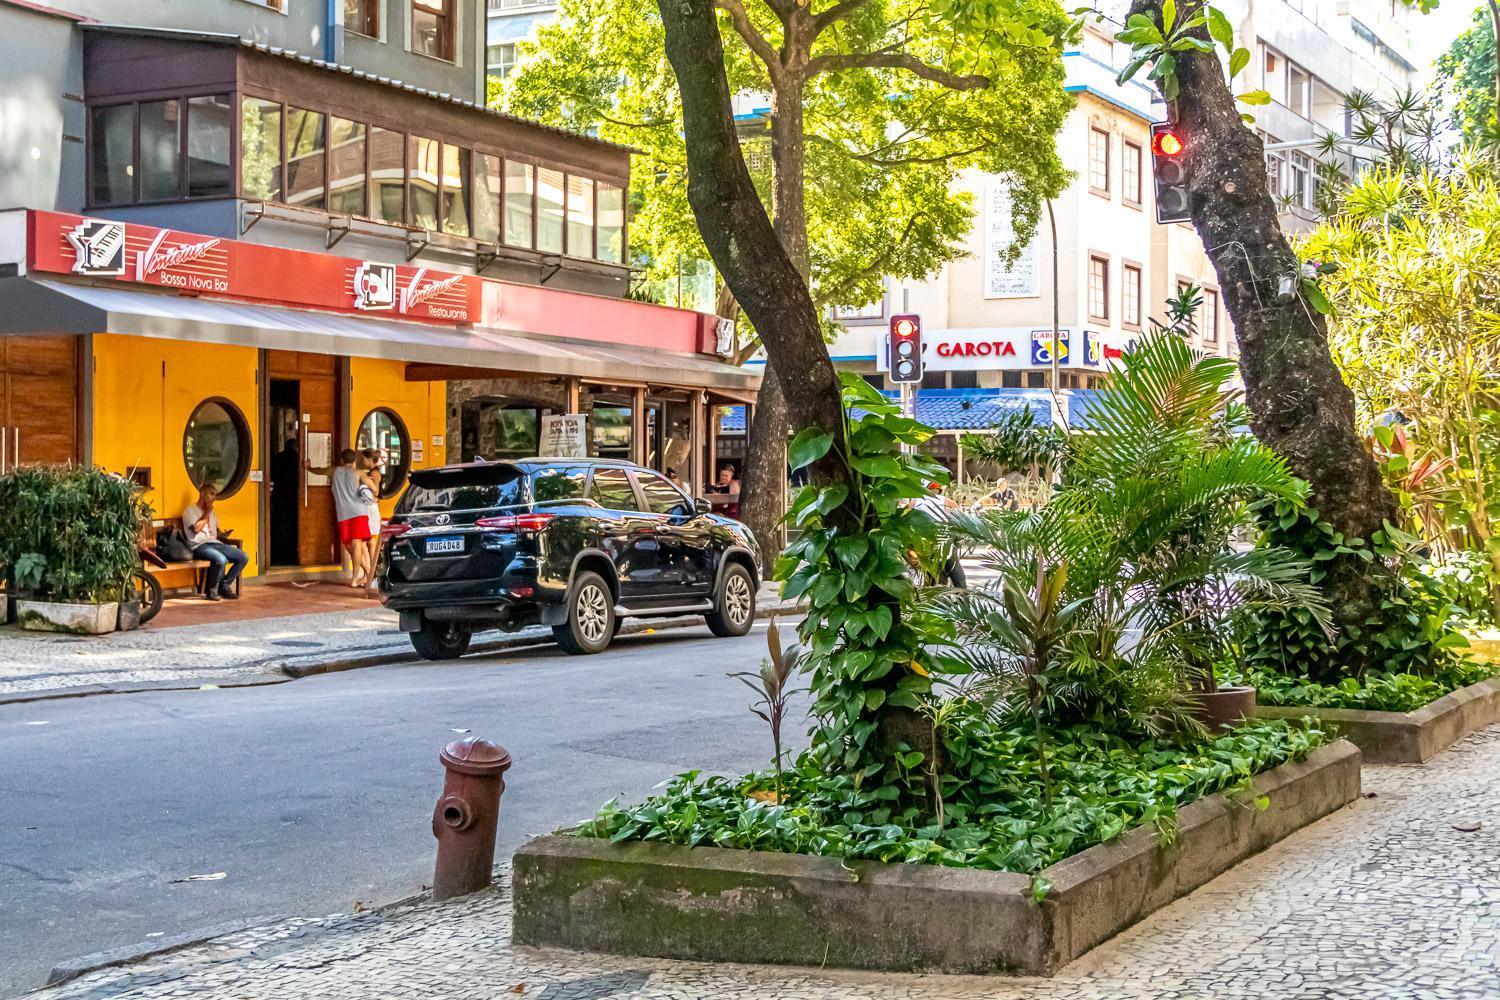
[348,357,447,518]
[91,334,264,576]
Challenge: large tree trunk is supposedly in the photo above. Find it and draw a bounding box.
[739,367,789,549]
[1131,0,1399,671]
[656,0,848,495]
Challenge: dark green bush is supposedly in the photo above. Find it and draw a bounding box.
[0,466,149,603]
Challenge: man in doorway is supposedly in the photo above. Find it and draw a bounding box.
[332,448,371,587]
[183,484,247,600]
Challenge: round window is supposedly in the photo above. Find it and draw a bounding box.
[183,398,250,498]
[357,408,411,498]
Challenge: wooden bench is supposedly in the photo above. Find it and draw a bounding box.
[141,519,242,597]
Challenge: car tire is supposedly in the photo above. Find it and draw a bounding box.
[409,620,472,660]
[706,563,756,638]
[553,570,615,655]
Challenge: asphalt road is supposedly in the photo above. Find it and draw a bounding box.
[0,622,809,997]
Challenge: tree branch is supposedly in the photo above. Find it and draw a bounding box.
[714,0,785,84]
[811,0,879,35]
[806,132,992,166]
[806,50,990,90]
[814,213,925,310]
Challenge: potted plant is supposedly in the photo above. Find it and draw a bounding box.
[0,466,149,635]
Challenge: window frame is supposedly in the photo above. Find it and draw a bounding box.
[412,0,457,62]
[1088,253,1110,322]
[1203,287,1221,344]
[1088,126,1111,197]
[357,407,412,497]
[87,93,242,209]
[1122,138,1143,207]
[345,0,380,37]
[183,396,253,500]
[631,469,693,517]
[1122,260,1143,330]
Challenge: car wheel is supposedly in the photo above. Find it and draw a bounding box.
[409,620,472,660]
[706,563,756,638]
[553,570,615,655]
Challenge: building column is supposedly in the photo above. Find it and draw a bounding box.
[631,385,646,466]
[564,376,580,414]
[689,394,705,497]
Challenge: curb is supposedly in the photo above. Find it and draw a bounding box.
[0,599,805,707]
[45,915,290,987]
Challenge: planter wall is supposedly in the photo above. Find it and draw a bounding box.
[514,740,1361,977]
[1255,676,1500,764]
[17,600,119,635]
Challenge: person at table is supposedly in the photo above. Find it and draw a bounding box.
[706,464,740,494]
[182,484,247,601]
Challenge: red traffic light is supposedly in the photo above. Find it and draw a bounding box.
[888,313,923,383]
[1153,129,1184,157]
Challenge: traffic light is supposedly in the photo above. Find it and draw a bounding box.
[888,314,923,384]
[1151,122,1191,224]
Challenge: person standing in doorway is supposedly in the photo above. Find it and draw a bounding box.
[333,448,372,587]
[183,484,247,600]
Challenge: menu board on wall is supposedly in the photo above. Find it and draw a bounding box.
[983,180,1039,300]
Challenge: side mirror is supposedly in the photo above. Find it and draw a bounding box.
[694,497,712,516]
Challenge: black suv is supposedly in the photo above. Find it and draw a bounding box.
[378,459,761,659]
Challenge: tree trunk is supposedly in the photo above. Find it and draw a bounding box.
[1130,0,1400,670]
[739,367,789,550]
[656,0,849,495]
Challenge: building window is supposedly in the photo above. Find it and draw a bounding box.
[285,107,327,209]
[1204,288,1220,343]
[90,104,135,206]
[567,174,594,257]
[369,125,405,223]
[597,181,624,263]
[1088,254,1109,321]
[243,0,285,9]
[834,295,885,321]
[328,117,368,216]
[1265,149,1284,201]
[473,152,503,243]
[1123,139,1142,206]
[240,97,283,201]
[1088,126,1110,194]
[357,408,411,497]
[184,398,251,499]
[412,0,456,61]
[408,135,440,229]
[441,143,471,236]
[1123,263,1142,328]
[139,100,182,201]
[344,0,379,37]
[186,96,233,198]
[951,370,979,389]
[1289,152,1310,208]
[537,166,566,253]
[1287,63,1310,117]
[505,160,535,247]
[488,43,518,78]
[1026,371,1046,387]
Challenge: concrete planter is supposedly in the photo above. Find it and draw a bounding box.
[513,740,1360,977]
[1256,676,1500,764]
[17,600,119,635]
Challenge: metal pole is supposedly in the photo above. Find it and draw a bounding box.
[1046,199,1066,433]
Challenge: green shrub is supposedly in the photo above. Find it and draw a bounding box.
[1228,658,1498,713]
[0,466,149,603]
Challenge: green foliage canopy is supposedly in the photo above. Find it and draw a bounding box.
[1436,5,1498,143]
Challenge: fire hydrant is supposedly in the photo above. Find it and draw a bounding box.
[432,736,512,901]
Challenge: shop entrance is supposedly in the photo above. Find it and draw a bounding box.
[0,335,79,470]
[265,351,339,568]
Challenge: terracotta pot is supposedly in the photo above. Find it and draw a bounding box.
[1191,685,1257,731]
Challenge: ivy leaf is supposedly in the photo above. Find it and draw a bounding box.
[788,427,834,471]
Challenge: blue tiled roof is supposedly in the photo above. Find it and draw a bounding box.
[717,388,1103,434]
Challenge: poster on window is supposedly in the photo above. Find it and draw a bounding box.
[984,181,1039,299]
[540,414,587,458]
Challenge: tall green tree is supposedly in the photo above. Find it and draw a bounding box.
[504,0,1073,547]
[1436,3,1500,143]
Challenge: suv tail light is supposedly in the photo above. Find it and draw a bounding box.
[381,522,411,538]
[476,513,556,532]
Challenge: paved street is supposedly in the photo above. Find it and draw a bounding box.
[23,726,1500,999]
[0,623,808,997]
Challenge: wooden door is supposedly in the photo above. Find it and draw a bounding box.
[266,351,340,566]
[1,336,80,469]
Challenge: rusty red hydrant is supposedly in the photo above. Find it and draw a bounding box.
[432,736,512,901]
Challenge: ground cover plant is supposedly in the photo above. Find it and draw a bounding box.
[1226,660,1497,714]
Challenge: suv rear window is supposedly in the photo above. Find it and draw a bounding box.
[588,467,638,510]
[398,465,526,513]
[529,466,590,504]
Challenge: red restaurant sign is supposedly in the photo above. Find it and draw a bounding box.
[29,211,481,325]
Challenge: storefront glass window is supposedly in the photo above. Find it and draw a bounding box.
[473,153,502,243]
[328,117,368,216]
[504,160,534,247]
[537,167,565,253]
[183,399,250,498]
[441,143,471,237]
[186,96,233,198]
[240,97,282,201]
[409,135,440,230]
[140,100,182,201]
[90,104,135,206]
[567,175,594,257]
[597,182,624,263]
[480,407,539,459]
[369,126,405,223]
[357,408,411,497]
[286,107,327,209]
[591,405,631,459]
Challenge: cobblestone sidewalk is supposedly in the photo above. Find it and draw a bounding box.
[31,727,1500,999]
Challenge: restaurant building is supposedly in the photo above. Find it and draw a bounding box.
[0,10,755,581]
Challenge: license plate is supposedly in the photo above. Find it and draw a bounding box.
[425,535,464,555]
